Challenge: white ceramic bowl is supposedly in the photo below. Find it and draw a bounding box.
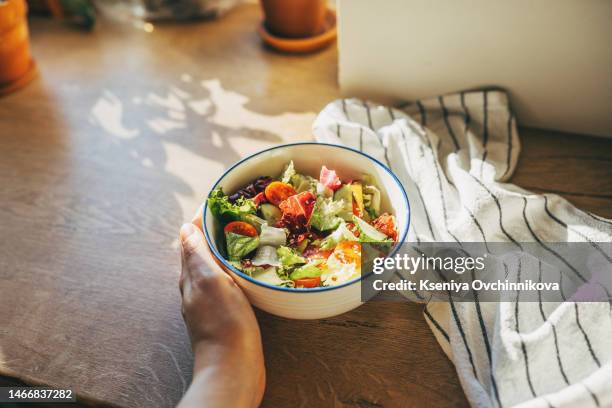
[203,143,410,319]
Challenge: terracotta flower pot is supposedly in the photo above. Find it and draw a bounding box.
[260,0,327,39]
[0,0,35,94]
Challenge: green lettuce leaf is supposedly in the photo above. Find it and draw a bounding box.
[259,224,287,247]
[290,174,317,194]
[208,187,257,224]
[289,264,323,280]
[310,196,345,231]
[225,232,259,261]
[277,246,307,267]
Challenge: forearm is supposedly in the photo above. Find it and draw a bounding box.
[178,343,263,408]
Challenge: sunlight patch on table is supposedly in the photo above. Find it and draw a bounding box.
[188,98,212,116]
[147,117,186,134]
[201,78,316,142]
[162,140,224,228]
[89,90,139,139]
[146,92,185,112]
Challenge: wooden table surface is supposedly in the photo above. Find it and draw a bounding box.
[1,4,611,408]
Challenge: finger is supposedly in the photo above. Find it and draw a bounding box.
[191,204,204,232]
[180,223,212,278]
[180,223,238,286]
[180,223,235,287]
[179,248,192,297]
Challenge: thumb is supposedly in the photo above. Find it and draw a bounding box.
[180,223,210,277]
[180,223,205,253]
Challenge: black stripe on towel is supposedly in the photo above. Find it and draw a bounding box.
[400,129,437,241]
[443,282,478,380]
[521,197,587,283]
[382,135,391,169]
[460,91,471,134]
[416,100,427,127]
[409,219,422,245]
[413,247,479,380]
[471,268,502,407]
[515,258,537,397]
[336,123,342,142]
[482,90,489,148]
[574,302,602,368]
[544,196,612,265]
[558,270,567,302]
[537,261,570,385]
[551,322,570,385]
[500,108,514,179]
[413,176,437,240]
[543,398,555,408]
[463,205,492,254]
[438,95,460,151]
[543,196,612,307]
[362,100,374,130]
[342,99,349,118]
[587,212,612,226]
[420,120,461,244]
[480,91,489,177]
[423,306,450,343]
[359,127,363,151]
[537,260,547,319]
[362,111,390,175]
[523,199,601,374]
[468,174,523,250]
[584,384,601,407]
[359,101,385,156]
[387,106,396,122]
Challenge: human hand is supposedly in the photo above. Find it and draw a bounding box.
[178,209,265,408]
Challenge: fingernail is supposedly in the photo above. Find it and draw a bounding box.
[180,223,199,251]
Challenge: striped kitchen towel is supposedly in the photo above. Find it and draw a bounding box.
[312,91,612,408]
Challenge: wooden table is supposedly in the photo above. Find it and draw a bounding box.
[1,4,611,408]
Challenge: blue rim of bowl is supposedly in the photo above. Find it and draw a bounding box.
[202,142,411,293]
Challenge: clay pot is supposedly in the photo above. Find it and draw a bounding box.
[260,0,327,39]
[0,0,34,92]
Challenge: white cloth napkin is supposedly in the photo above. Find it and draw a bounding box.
[312,91,612,408]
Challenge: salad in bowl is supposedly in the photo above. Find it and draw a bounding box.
[202,142,409,319]
[208,161,398,289]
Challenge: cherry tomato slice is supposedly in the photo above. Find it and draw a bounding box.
[352,200,362,217]
[253,192,267,206]
[293,276,321,288]
[223,221,258,237]
[345,222,360,237]
[264,181,297,206]
[372,213,398,241]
